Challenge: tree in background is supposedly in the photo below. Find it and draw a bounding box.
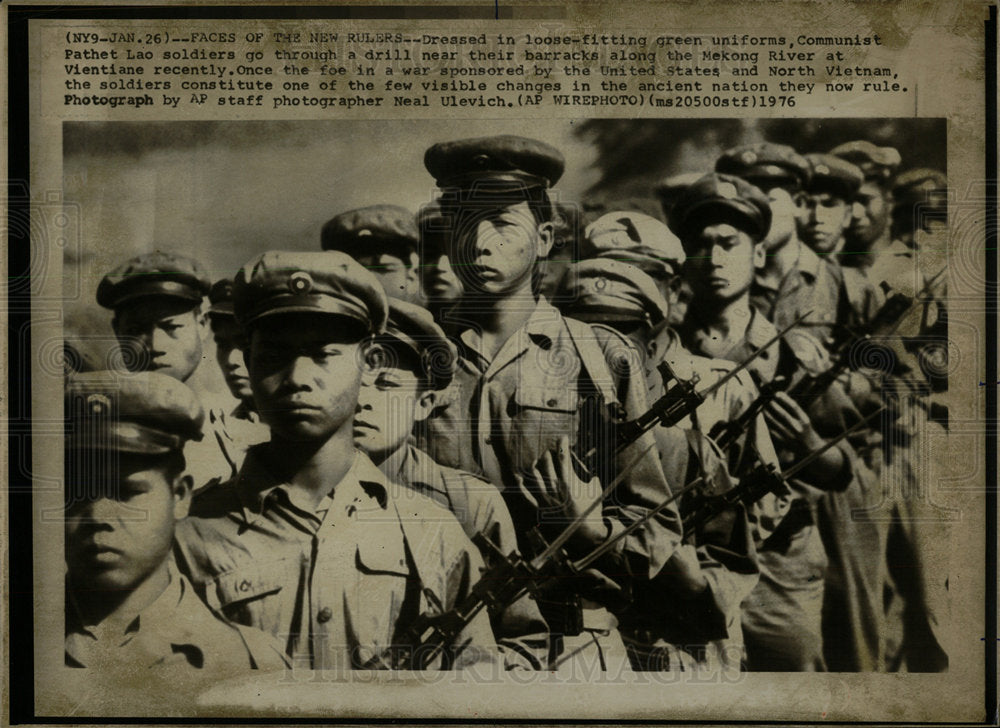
[574,118,946,216]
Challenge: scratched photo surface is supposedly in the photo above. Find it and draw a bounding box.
[16,2,992,723]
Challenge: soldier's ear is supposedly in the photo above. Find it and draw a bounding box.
[172,472,194,520]
[752,241,767,269]
[196,307,209,340]
[535,221,555,259]
[412,389,438,423]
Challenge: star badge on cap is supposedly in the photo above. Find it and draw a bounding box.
[289,271,313,294]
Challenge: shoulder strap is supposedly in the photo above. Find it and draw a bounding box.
[560,317,621,405]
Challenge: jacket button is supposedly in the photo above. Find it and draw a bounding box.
[317,607,333,624]
[546,398,558,407]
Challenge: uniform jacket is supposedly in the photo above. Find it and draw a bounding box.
[65,566,289,674]
[174,447,501,670]
[423,298,684,591]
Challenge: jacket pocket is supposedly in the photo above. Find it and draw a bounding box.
[209,559,288,629]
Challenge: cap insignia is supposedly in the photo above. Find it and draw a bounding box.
[289,271,313,294]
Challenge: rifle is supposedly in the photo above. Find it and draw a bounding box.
[682,407,884,539]
[709,283,932,460]
[788,269,946,408]
[372,409,881,669]
[707,375,788,454]
[360,442,655,670]
[599,311,812,463]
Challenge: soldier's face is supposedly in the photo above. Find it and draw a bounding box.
[800,193,852,255]
[354,364,434,464]
[452,200,553,295]
[353,251,421,303]
[420,234,464,305]
[210,315,253,403]
[113,297,205,383]
[849,182,890,245]
[685,223,761,302]
[64,454,190,593]
[248,315,365,443]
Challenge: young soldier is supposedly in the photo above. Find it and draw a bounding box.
[354,296,550,670]
[578,210,687,320]
[97,251,231,489]
[420,135,684,674]
[98,252,211,383]
[829,140,901,270]
[174,251,500,671]
[571,212,784,500]
[64,371,288,693]
[719,144,884,455]
[670,173,860,671]
[321,204,424,305]
[204,278,269,479]
[716,143,879,348]
[799,153,865,260]
[557,256,776,672]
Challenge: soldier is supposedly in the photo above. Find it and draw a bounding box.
[716,143,879,347]
[203,278,269,479]
[416,200,464,321]
[174,251,500,671]
[579,210,687,319]
[670,173,861,671]
[557,255,778,672]
[97,251,211,383]
[799,153,865,260]
[97,251,232,489]
[420,135,684,674]
[571,213,784,503]
[321,204,423,305]
[354,296,550,670]
[829,140,901,270]
[63,371,288,688]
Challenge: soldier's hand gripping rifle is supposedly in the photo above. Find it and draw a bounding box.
[682,407,885,539]
[708,281,937,459]
[789,269,945,408]
[600,312,813,463]
[360,443,655,670]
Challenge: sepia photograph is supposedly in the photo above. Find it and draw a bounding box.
[7,1,994,723]
[56,116,955,692]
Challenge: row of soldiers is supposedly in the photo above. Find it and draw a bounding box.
[63,133,949,695]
